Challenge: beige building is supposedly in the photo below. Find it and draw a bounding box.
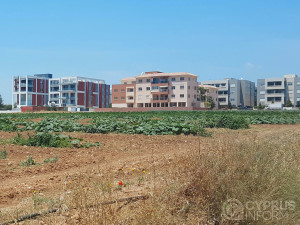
[198,85,219,109]
[112,71,201,108]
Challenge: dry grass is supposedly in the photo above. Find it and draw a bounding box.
[1,127,300,225]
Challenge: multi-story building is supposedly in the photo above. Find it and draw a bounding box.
[49,76,110,109]
[12,75,110,109]
[200,78,255,107]
[198,85,219,109]
[12,74,52,108]
[257,74,300,106]
[112,71,200,108]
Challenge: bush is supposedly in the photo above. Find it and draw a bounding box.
[0,150,7,159]
[13,132,72,148]
[216,115,250,129]
[20,155,36,167]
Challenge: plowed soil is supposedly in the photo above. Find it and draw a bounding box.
[1,123,299,213]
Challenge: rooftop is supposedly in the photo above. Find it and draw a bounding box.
[136,72,198,78]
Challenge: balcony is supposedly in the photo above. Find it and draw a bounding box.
[61,88,76,92]
[152,96,169,102]
[151,79,169,84]
[151,88,169,93]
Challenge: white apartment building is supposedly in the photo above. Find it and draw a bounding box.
[49,76,110,109]
[257,74,300,106]
[200,78,255,107]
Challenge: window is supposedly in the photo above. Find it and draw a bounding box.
[127,88,134,92]
[146,95,150,99]
[288,82,293,86]
[194,94,196,99]
[146,87,150,91]
[194,86,197,90]
[267,81,282,86]
[230,84,236,88]
[267,97,282,102]
[114,97,118,100]
[180,77,184,81]
[172,86,175,90]
[128,96,134,100]
[138,87,142,91]
[152,86,158,90]
[180,94,184,98]
[180,86,184,90]
[121,97,125,100]
[138,79,143,83]
[221,83,226,86]
[121,89,125,92]
[230,98,235,102]
[188,86,190,90]
[219,98,226,102]
[171,78,176,81]
[114,89,118,92]
[188,94,190,98]
[171,94,175,98]
[188,77,190,81]
[146,79,151,82]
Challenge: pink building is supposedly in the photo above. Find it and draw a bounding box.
[112,71,201,108]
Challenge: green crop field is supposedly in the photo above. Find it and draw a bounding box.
[1,110,299,135]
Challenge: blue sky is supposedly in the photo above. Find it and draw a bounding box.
[1,0,300,104]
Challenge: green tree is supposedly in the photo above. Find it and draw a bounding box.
[228,101,232,109]
[198,86,206,101]
[0,95,3,109]
[206,96,216,109]
[285,99,293,107]
[258,103,264,110]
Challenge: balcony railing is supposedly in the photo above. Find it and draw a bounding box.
[61,88,76,91]
[152,97,168,101]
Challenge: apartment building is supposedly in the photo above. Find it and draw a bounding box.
[257,74,300,106]
[198,85,219,109]
[12,74,52,108]
[12,75,110,109]
[49,76,110,109]
[112,71,200,108]
[200,78,255,107]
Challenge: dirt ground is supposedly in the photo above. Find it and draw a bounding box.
[0,123,300,223]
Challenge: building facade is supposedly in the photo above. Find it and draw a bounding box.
[13,75,110,109]
[198,85,219,109]
[49,76,110,109]
[12,74,52,108]
[200,78,255,107]
[112,71,200,108]
[257,74,300,106]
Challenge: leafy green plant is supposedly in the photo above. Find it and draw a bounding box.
[20,155,36,167]
[13,132,99,148]
[0,150,7,159]
[0,111,299,135]
[44,155,58,163]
